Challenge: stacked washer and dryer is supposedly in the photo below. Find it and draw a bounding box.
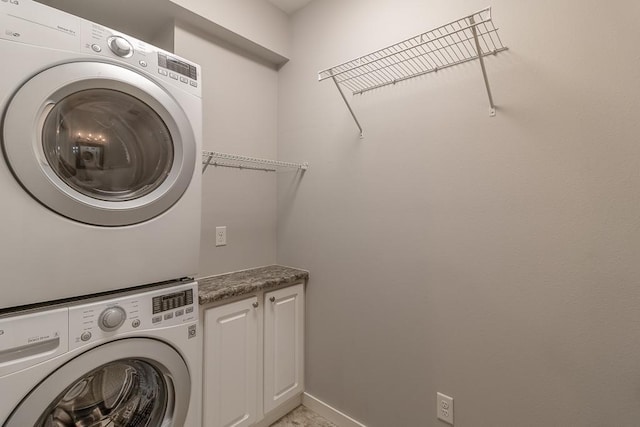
[0,1,203,425]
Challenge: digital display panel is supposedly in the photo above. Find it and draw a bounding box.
[152,289,194,314]
[158,53,197,81]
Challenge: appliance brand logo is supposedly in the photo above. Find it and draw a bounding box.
[5,29,20,37]
[57,25,76,36]
[0,0,20,5]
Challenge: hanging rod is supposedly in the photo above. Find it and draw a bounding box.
[318,7,508,136]
[202,151,309,174]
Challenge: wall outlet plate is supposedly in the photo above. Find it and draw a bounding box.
[437,392,454,425]
[215,226,227,246]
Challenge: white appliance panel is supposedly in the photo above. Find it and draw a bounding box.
[0,0,202,309]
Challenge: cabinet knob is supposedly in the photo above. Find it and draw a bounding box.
[252,302,259,308]
[269,297,276,303]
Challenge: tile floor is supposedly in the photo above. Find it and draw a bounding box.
[270,405,337,427]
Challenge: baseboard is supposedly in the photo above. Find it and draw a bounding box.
[302,393,367,427]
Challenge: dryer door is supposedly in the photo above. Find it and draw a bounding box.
[5,338,191,427]
[2,61,196,226]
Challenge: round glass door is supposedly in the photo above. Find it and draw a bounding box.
[5,339,191,427]
[42,89,174,202]
[37,359,168,426]
[2,61,197,226]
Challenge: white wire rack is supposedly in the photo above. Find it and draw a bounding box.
[318,7,508,136]
[202,151,309,174]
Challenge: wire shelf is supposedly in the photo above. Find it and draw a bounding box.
[319,7,506,94]
[202,151,309,174]
[318,7,508,136]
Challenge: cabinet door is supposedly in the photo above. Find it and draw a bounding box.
[204,297,258,427]
[264,283,305,414]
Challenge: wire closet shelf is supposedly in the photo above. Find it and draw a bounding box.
[318,7,508,136]
[202,151,309,174]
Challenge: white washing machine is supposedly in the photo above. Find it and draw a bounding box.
[0,280,201,426]
[0,0,202,309]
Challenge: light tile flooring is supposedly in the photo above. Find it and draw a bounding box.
[270,405,337,427]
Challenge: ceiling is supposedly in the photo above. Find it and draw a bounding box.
[267,0,313,15]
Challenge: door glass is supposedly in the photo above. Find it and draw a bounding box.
[42,89,174,201]
[36,359,168,427]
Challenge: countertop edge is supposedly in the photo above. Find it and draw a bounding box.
[197,265,309,306]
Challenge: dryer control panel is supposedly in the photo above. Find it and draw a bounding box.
[0,0,201,97]
[68,281,198,350]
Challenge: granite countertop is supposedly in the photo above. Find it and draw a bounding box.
[197,265,309,305]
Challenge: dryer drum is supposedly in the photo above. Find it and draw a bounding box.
[41,89,174,203]
[2,61,197,226]
[36,359,167,427]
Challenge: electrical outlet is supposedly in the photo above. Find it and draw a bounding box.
[437,392,454,425]
[215,226,227,246]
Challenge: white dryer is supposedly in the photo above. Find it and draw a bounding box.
[0,280,201,426]
[0,0,202,309]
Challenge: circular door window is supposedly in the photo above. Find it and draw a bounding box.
[37,359,168,426]
[42,89,174,202]
[2,62,197,226]
[5,339,191,427]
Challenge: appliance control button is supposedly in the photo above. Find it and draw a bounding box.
[132,319,141,328]
[175,309,184,317]
[152,316,162,324]
[185,306,194,314]
[164,312,174,320]
[158,68,168,76]
[98,306,127,331]
[179,76,188,83]
[189,80,198,87]
[139,60,148,67]
[107,36,133,57]
[81,331,92,341]
[169,72,178,80]
[91,44,102,53]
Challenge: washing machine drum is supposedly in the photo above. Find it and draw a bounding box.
[1,61,197,226]
[5,339,191,426]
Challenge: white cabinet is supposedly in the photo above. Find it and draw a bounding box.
[204,296,259,427]
[263,283,305,414]
[203,283,305,427]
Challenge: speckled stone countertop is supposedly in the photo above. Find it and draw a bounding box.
[197,265,309,306]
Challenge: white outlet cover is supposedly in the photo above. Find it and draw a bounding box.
[215,226,227,246]
[437,392,454,425]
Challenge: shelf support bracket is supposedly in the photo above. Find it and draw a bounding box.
[202,152,214,173]
[470,15,497,117]
[330,73,364,138]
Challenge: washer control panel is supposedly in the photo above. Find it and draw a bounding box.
[68,281,198,350]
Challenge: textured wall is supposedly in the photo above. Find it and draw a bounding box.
[277,0,640,426]
[174,24,279,278]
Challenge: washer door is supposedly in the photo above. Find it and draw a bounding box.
[5,338,191,427]
[2,61,196,226]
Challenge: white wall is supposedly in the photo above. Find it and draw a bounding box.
[170,0,290,59]
[277,0,640,426]
[174,24,279,277]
